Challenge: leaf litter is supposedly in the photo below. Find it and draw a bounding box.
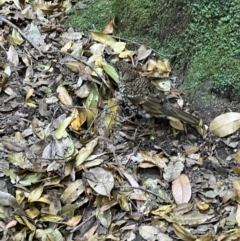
[0,1,239,241]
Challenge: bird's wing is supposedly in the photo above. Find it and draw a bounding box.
[128,94,200,125]
[127,94,165,116]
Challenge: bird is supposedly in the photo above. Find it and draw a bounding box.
[113,60,200,126]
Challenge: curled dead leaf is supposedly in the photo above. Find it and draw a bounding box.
[57,86,73,106]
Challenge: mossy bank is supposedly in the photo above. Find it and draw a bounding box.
[65,0,240,99]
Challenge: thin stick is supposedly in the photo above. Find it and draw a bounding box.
[111,35,181,58]
[0,15,43,56]
[115,185,166,200]
[57,51,110,89]
[70,213,96,233]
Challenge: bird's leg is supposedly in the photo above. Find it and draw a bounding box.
[117,113,138,124]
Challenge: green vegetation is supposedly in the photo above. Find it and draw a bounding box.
[183,0,240,94]
[64,0,115,32]
[65,0,240,96]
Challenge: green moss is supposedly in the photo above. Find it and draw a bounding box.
[64,0,115,32]
[114,0,190,56]
[65,0,240,95]
[182,0,240,94]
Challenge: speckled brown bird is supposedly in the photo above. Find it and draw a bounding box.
[114,60,200,125]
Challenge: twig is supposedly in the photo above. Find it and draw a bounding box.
[114,185,164,200]
[57,51,110,89]
[70,212,96,233]
[0,15,43,56]
[111,35,181,58]
[83,103,120,138]
[28,157,65,160]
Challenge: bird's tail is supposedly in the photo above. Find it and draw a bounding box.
[162,103,200,126]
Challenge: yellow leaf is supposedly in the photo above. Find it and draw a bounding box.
[164,59,171,72]
[196,201,209,210]
[5,28,24,45]
[112,42,126,54]
[25,88,37,107]
[173,223,196,241]
[25,207,40,219]
[28,186,44,202]
[61,40,72,52]
[169,117,184,131]
[57,86,73,106]
[71,108,87,131]
[156,59,171,74]
[119,50,135,58]
[63,215,82,226]
[90,30,116,47]
[40,214,62,222]
[25,88,34,101]
[104,98,119,129]
[65,61,85,73]
[74,138,98,167]
[55,116,74,139]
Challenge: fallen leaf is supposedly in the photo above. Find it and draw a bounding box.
[86,167,114,197]
[57,86,73,106]
[209,112,240,137]
[103,19,114,34]
[139,225,173,241]
[173,223,196,241]
[7,45,19,66]
[74,138,98,167]
[60,179,85,204]
[172,174,191,205]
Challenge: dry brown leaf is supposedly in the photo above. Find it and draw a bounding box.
[83,225,98,240]
[7,45,19,66]
[86,167,114,197]
[173,223,196,241]
[103,19,114,34]
[209,112,240,137]
[0,72,8,92]
[164,213,214,225]
[75,83,90,98]
[57,86,73,106]
[139,225,173,241]
[137,45,152,61]
[172,174,191,205]
[25,88,37,107]
[172,203,193,214]
[163,159,184,182]
[60,179,85,204]
[139,151,167,170]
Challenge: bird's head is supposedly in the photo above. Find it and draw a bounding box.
[113,61,136,82]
